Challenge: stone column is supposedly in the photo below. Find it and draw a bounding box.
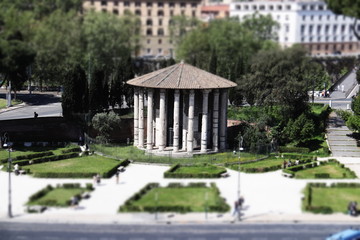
[201,90,210,153]
[212,89,220,152]
[173,89,180,152]
[147,89,154,150]
[182,91,188,151]
[219,89,228,150]
[187,90,195,153]
[133,88,139,146]
[138,89,144,148]
[159,89,166,151]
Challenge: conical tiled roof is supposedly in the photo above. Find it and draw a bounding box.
[127,62,237,89]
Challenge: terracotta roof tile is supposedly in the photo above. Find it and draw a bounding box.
[127,62,237,89]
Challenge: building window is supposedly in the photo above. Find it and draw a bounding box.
[319,5,324,10]
[319,15,322,20]
[269,5,273,10]
[285,24,289,32]
[147,48,151,54]
[277,5,282,10]
[302,5,306,10]
[325,44,328,50]
[341,24,346,33]
[158,10,164,16]
[302,15,305,20]
[310,5,314,10]
[326,36,329,42]
[148,10,151,16]
[158,2,163,7]
[135,10,141,16]
[309,25,313,34]
[170,10,174,16]
[146,19,152,26]
[317,25,321,34]
[236,5,241,10]
[317,45,321,50]
[286,5,291,10]
[135,2,141,7]
[309,36,313,42]
[147,2,152,7]
[192,10,196,17]
[285,37,288,42]
[113,9,119,15]
[191,3,197,8]
[158,48,162,54]
[91,0,94,5]
[146,29,152,36]
[317,36,321,42]
[159,19,162,26]
[101,1,107,6]
[335,15,338,20]
[341,44,345,50]
[327,15,330,20]
[350,44,353,50]
[114,1,118,6]
[158,28,164,36]
[301,37,304,42]
[325,25,329,34]
[244,5,248,10]
[169,2,175,8]
[252,5,257,10]
[333,25,337,34]
[124,1,129,6]
[147,39,151,44]
[180,2,186,8]
[301,25,305,34]
[158,39,162,44]
[310,15,314,20]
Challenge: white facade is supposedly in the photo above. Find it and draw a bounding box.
[230,0,360,56]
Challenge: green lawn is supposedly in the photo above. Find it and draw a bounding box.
[0,98,22,109]
[173,165,226,174]
[295,164,356,179]
[91,145,264,165]
[28,188,84,207]
[132,187,219,212]
[306,187,360,213]
[22,155,121,178]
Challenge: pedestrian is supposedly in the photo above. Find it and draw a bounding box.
[93,174,97,185]
[115,170,120,184]
[34,112,38,118]
[232,200,239,216]
[96,173,101,185]
[238,196,244,208]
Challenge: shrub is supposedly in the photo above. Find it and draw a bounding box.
[62,183,81,189]
[305,206,333,214]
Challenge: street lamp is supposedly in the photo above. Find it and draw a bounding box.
[233,136,243,221]
[3,141,13,218]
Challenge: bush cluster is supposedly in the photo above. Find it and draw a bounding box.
[314,173,330,178]
[15,152,79,166]
[283,161,318,175]
[61,147,81,154]
[242,165,282,173]
[164,164,226,178]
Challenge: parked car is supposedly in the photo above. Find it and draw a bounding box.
[326,229,360,240]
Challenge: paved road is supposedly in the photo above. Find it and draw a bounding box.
[0,90,62,120]
[0,222,352,240]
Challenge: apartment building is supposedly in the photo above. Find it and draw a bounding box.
[230,0,360,56]
[83,0,202,58]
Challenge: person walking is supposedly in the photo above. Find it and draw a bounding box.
[115,170,120,184]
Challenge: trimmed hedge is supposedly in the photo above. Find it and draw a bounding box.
[278,146,310,153]
[61,147,80,154]
[119,182,230,213]
[242,165,282,173]
[14,152,79,166]
[164,164,227,178]
[314,173,330,178]
[29,159,130,178]
[1,151,54,164]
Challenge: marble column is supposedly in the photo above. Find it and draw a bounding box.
[173,89,180,152]
[138,89,144,148]
[159,89,166,151]
[219,89,228,150]
[187,90,195,153]
[133,88,139,146]
[182,91,188,151]
[201,90,210,153]
[212,89,220,152]
[147,89,154,150]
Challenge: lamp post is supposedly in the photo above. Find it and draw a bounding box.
[233,136,243,221]
[3,141,12,218]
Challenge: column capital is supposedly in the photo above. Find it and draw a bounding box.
[202,89,211,94]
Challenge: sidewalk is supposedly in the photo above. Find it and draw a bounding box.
[1,163,360,225]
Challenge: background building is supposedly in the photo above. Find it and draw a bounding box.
[230,0,360,56]
[83,0,203,58]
